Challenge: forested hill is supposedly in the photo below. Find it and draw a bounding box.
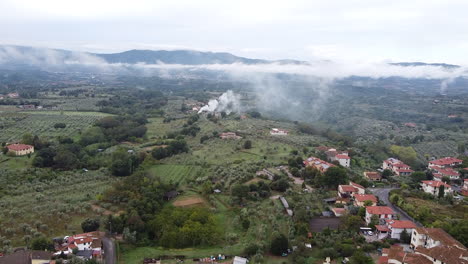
[94,49,270,65]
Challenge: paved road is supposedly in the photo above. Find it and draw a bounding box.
[102,237,117,264]
[368,187,422,226]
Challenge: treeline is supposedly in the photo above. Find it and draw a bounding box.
[97,89,167,115]
[297,123,353,147]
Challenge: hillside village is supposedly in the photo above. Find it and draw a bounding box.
[0,83,467,264]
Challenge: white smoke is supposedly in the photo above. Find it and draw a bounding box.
[198,90,241,114]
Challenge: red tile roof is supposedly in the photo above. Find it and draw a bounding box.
[366,206,394,215]
[6,144,33,151]
[350,181,365,190]
[429,157,463,166]
[364,171,381,179]
[377,256,388,264]
[335,154,350,159]
[376,225,390,232]
[422,180,451,188]
[354,194,377,203]
[386,220,417,229]
[413,228,466,249]
[433,167,460,177]
[339,185,358,192]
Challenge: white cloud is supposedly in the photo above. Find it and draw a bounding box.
[1,0,468,63]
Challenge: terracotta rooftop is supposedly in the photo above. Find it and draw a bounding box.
[421,180,451,188]
[429,157,463,166]
[354,194,377,203]
[386,220,417,229]
[339,185,358,192]
[335,154,350,159]
[416,245,468,264]
[6,144,34,151]
[350,181,365,189]
[376,225,390,232]
[366,206,394,215]
[364,171,381,179]
[414,228,466,249]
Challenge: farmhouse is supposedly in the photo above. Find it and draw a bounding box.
[365,206,395,225]
[303,156,335,173]
[338,182,365,198]
[382,158,413,176]
[385,219,417,240]
[270,128,288,135]
[219,132,241,139]
[421,180,453,197]
[52,231,103,261]
[353,194,378,206]
[6,143,34,156]
[364,171,382,181]
[325,148,351,167]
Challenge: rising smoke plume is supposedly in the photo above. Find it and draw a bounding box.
[198,90,241,114]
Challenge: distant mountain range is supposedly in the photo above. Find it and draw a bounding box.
[0,45,306,65]
[0,45,460,68]
[94,49,307,65]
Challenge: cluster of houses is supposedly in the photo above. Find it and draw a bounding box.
[5,143,35,156]
[303,146,352,173]
[53,231,103,261]
[0,92,19,100]
[379,227,467,264]
[303,156,336,173]
[382,158,413,176]
[428,156,462,180]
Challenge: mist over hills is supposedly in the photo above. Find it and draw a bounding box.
[0,45,460,68]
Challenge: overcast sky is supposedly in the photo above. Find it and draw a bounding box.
[1,0,467,64]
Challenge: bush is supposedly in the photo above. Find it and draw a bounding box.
[81,218,100,233]
[270,233,288,255]
[244,140,252,149]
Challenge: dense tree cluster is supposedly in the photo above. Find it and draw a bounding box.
[148,207,219,248]
[97,89,167,115]
[151,139,189,160]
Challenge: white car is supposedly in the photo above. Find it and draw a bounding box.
[367,231,374,236]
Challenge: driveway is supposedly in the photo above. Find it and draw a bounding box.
[102,237,116,264]
[368,187,421,226]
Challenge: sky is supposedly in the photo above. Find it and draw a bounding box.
[1,0,467,64]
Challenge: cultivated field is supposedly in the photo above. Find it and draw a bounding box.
[0,111,111,142]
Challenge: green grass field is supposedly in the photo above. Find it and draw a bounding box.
[148,164,206,184]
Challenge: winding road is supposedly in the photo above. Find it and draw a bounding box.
[368,187,422,226]
[102,237,117,264]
